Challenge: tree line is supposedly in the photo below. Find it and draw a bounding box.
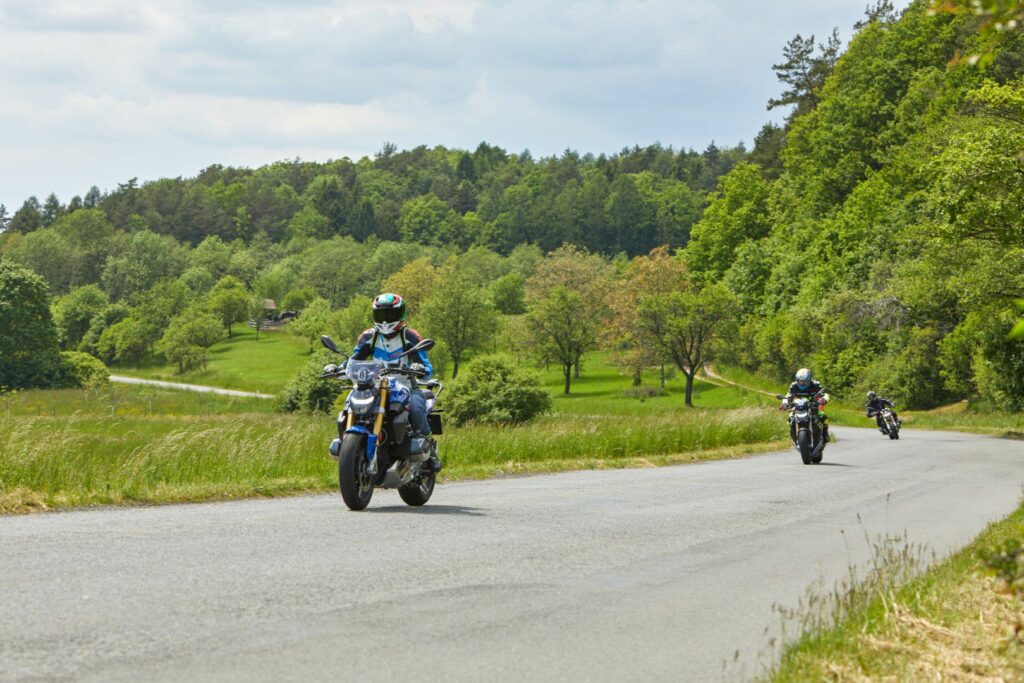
[3,0,1023,415]
[0,140,749,261]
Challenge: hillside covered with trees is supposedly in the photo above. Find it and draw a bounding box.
[685,0,1024,410]
[1,0,1022,415]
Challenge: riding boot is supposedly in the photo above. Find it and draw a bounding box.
[417,436,441,473]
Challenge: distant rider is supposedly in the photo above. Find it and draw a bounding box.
[781,368,830,443]
[350,293,440,472]
[866,391,899,434]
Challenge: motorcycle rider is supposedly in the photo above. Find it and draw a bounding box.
[866,391,899,434]
[350,292,441,472]
[781,368,830,443]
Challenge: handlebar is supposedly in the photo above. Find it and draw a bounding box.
[320,362,428,380]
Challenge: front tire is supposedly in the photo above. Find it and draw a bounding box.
[798,429,812,465]
[339,433,374,511]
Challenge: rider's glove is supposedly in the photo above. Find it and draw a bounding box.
[409,363,427,376]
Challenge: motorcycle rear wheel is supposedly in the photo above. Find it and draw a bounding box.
[798,429,812,465]
[339,433,374,511]
[399,470,435,506]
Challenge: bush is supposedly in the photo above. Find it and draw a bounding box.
[622,386,668,400]
[279,350,344,413]
[981,539,1024,598]
[444,354,551,426]
[56,351,109,389]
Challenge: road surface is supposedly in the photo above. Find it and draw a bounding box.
[109,375,275,399]
[3,427,1023,682]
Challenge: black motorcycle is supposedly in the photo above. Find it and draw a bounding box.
[775,389,829,465]
[876,404,901,440]
[319,335,443,511]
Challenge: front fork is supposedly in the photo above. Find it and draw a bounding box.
[334,384,390,475]
[365,383,389,475]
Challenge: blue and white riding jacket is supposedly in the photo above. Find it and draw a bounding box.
[351,327,433,379]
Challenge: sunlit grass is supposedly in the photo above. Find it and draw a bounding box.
[0,385,785,513]
[113,324,311,394]
[768,503,1024,681]
[536,354,771,415]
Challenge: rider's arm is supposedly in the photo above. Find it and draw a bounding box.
[351,330,374,359]
[411,350,433,379]
[404,328,433,379]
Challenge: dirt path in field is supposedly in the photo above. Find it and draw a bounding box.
[109,375,275,399]
[701,365,778,397]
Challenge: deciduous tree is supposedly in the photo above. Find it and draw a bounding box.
[206,276,250,337]
[0,260,61,388]
[525,286,600,394]
[638,284,739,407]
[422,269,498,378]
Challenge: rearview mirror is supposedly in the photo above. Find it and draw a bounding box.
[408,338,435,354]
[320,335,341,354]
[775,394,786,400]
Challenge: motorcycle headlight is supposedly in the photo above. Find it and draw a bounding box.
[348,390,376,415]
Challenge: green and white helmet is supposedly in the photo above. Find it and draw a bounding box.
[372,293,407,335]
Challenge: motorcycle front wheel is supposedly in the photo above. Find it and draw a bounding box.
[339,433,374,510]
[798,429,812,465]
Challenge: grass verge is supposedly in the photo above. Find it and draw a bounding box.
[768,504,1024,681]
[0,386,786,514]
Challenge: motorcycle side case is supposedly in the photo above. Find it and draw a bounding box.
[428,412,443,435]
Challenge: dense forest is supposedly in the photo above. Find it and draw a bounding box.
[0,139,746,259]
[1,0,1022,413]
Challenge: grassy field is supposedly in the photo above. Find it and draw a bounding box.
[0,382,785,513]
[113,322,768,412]
[541,356,770,415]
[769,502,1024,681]
[0,344,785,514]
[114,325,311,394]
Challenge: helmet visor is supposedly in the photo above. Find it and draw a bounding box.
[372,306,404,324]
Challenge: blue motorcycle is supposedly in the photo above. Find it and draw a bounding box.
[319,335,443,510]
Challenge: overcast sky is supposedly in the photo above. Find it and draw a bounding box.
[0,0,909,210]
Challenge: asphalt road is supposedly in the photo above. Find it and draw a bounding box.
[3,427,1024,682]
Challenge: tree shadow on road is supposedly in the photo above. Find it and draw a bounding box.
[366,504,488,516]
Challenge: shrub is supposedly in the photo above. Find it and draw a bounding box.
[622,386,668,400]
[279,350,344,413]
[981,539,1024,598]
[157,312,223,373]
[56,351,109,388]
[444,354,551,426]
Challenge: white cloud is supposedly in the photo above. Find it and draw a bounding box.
[0,0,911,208]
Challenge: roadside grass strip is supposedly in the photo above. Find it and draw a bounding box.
[0,386,787,513]
[767,505,1024,681]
